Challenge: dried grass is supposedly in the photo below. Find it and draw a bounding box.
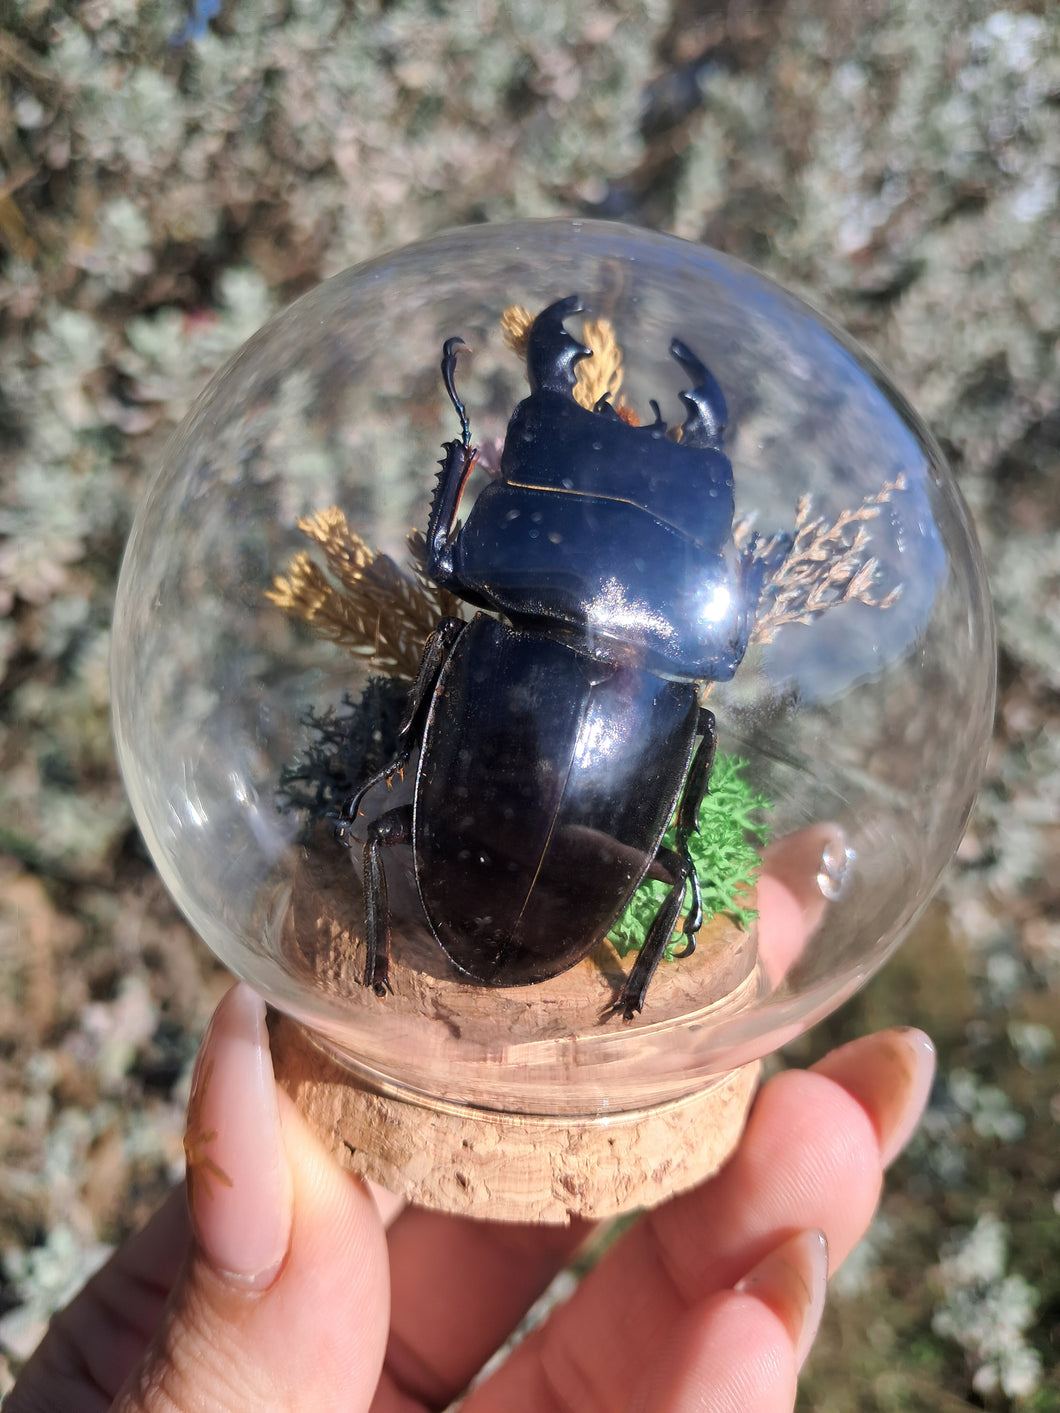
[265,507,461,679]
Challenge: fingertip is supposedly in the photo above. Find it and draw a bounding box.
[184,983,292,1289]
[110,1002,390,1411]
[646,1061,882,1308]
[812,1027,936,1168]
[758,824,853,984]
[755,873,808,984]
[628,1288,799,1413]
[736,1228,828,1370]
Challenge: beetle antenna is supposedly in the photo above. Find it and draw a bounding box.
[670,338,728,450]
[441,336,472,449]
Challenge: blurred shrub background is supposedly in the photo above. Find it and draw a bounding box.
[0,1,1057,1404]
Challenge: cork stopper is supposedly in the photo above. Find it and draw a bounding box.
[270,837,761,1223]
[272,1015,758,1223]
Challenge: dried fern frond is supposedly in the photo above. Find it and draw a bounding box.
[266,506,449,679]
[750,474,907,645]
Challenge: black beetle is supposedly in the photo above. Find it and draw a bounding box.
[340,295,781,1018]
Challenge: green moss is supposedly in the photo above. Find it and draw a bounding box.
[608,752,771,959]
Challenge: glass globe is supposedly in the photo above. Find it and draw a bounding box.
[112,219,994,1118]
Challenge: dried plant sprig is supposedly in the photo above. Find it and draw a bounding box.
[500,304,534,357]
[749,474,907,645]
[574,316,624,411]
[266,506,451,680]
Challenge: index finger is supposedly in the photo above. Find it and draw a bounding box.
[463,1027,933,1413]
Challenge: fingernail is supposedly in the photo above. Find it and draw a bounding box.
[736,1229,828,1370]
[812,1027,936,1168]
[184,983,293,1288]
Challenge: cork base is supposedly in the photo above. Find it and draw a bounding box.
[268,828,763,1221]
[271,1013,759,1224]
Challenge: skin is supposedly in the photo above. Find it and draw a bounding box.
[8,845,936,1413]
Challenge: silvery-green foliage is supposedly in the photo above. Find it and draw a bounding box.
[933,1213,1043,1399]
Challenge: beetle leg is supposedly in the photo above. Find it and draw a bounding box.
[724,533,795,663]
[615,845,690,1020]
[362,804,413,996]
[741,530,794,610]
[335,617,465,835]
[611,708,718,1018]
[394,616,465,745]
[672,707,718,949]
[670,338,728,450]
[427,441,477,586]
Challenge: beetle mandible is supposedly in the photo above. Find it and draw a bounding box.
[341,295,781,1019]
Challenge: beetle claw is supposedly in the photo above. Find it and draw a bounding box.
[672,932,697,960]
[526,294,591,396]
[671,337,728,450]
[602,993,639,1023]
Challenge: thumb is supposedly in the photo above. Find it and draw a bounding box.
[118,983,391,1412]
[9,984,390,1413]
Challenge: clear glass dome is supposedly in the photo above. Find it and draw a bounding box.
[111,220,995,1117]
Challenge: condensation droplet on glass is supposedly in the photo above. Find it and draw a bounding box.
[818,834,857,902]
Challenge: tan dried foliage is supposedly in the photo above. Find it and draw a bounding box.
[575,317,624,411]
[266,506,461,680]
[500,304,533,357]
[748,474,907,645]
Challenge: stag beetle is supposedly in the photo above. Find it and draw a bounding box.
[340,296,782,1018]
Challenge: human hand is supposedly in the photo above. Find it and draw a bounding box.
[8,847,935,1413]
